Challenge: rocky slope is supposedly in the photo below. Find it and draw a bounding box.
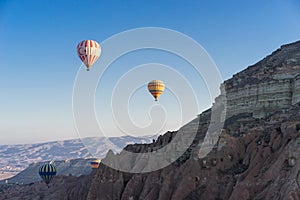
[85,40,300,200]
[84,105,300,200]
[0,174,93,200]
[2,105,300,199]
[220,40,300,118]
[1,40,300,200]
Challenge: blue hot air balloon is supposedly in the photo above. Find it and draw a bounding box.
[39,163,57,187]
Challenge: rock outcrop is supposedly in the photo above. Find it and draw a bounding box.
[220,40,300,118]
[84,40,300,200]
[84,104,300,200]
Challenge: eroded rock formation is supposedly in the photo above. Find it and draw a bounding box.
[221,40,300,118]
[84,40,300,200]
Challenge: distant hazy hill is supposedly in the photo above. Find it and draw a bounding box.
[0,136,155,179]
[1,158,95,184]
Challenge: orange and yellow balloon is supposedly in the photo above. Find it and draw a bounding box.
[90,159,101,169]
[148,80,165,101]
[77,40,101,71]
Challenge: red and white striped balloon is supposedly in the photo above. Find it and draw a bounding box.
[77,40,101,71]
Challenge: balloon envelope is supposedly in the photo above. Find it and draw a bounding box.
[39,163,57,185]
[148,80,165,101]
[90,159,101,169]
[77,40,101,71]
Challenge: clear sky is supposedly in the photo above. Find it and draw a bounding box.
[0,0,300,145]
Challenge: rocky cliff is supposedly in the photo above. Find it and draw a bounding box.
[84,106,300,200]
[1,40,300,200]
[221,40,300,118]
[84,40,300,200]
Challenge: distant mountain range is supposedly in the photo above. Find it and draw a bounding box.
[1,158,95,184]
[0,136,155,180]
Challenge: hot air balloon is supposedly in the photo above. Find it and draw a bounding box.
[90,159,101,169]
[148,80,165,101]
[39,163,57,187]
[77,40,101,71]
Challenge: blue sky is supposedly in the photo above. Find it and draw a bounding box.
[0,0,300,144]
